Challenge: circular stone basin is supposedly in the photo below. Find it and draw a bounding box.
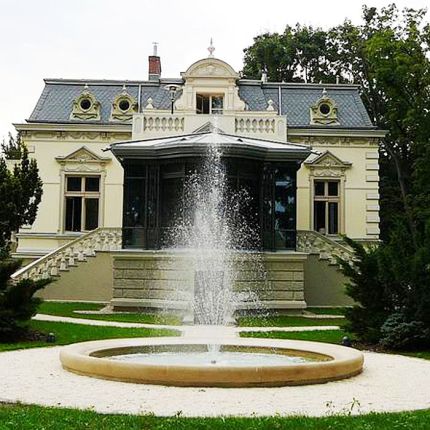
[60,337,364,387]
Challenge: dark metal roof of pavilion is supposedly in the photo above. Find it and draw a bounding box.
[107,131,313,162]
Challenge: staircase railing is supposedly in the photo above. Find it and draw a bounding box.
[296,230,353,264]
[11,227,122,281]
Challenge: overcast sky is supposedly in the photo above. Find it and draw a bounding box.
[0,0,428,141]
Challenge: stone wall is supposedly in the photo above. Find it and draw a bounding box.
[111,251,307,313]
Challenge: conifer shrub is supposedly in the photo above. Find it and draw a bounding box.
[0,257,50,341]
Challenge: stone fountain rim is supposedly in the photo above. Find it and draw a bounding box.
[60,337,364,387]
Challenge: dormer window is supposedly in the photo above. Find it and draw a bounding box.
[111,85,138,122]
[310,89,339,126]
[70,85,101,121]
[196,94,223,115]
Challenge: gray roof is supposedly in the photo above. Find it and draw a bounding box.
[28,78,374,129]
[108,131,312,162]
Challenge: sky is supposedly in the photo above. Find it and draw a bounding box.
[0,0,428,141]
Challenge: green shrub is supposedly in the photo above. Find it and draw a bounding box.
[0,258,50,341]
[338,237,394,344]
[380,313,430,350]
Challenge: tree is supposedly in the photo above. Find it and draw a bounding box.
[243,5,430,349]
[242,25,338,83]
[1,132,24,160]
[0,143,43,254]
[0,133,48,341]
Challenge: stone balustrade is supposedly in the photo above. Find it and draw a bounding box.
[11,228,122,281]
[296,230,353,264]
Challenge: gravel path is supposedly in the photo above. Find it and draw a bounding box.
[33,314,340,334]
[0,346,429,417]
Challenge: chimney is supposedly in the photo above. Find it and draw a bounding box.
[148,42,161,81]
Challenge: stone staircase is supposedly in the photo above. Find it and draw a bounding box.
[296,230,353,265]
[11,227,122,282]
[11,229,353,285]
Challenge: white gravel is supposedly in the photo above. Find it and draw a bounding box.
[1,346,430,417]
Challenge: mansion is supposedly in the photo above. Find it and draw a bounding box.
[11,46,384,311]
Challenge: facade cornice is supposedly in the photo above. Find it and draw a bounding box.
[14,122,132,133]
[288,127,387,139]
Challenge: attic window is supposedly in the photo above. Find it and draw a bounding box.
[196,94,223,115]
[119,99,131,112]
[319,103,331,115]
[80,98,92,111]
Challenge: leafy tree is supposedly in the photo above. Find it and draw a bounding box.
[242,25,338,83]
[0,142,43,254]
[243,5,430,349]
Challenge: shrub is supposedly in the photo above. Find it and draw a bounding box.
[380,313,430,350]
[338,237,394,344]
[0,257,50,341]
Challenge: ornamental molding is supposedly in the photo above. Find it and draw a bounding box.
[56,146,111,166]
[181,58,239,80]
[110,86,138,122]
[305,150,351,178]
[310,88,339,126]
[70,85,101,121]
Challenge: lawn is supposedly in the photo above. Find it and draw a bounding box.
[0,320,179,352]
[237,315,345,327]
[0,404,430,430]
[38,301,182,325]
[240,329,430,362]
[240,328,348,344]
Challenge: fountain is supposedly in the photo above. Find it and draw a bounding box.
[60,130,364,387]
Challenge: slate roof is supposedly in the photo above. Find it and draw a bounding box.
[28,78,374,129]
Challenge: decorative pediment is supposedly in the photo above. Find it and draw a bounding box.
[310,88,339,125]
[181,58,239,80]
[110,85,138,122]
[192,122,225,134]
[305,151,351,177]
[56,146,111,165]
[70,85,101,121]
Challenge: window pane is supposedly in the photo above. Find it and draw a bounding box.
[196,94,204,114]
[211,96,223,114]
[65,197,82,231]
[85,199,99,230]
[67,177,82,192]
[202,96,210,114]
[314,181,325,196]
[314,201,326,233]
[124,178,145,227]
[328,181,339,196]
[85,177,100,192]
[328,202,339,234]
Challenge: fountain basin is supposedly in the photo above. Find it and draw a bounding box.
[60,337,364,387]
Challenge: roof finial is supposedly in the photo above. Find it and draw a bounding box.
[152,42,158,57]
[208,38,215,57]
[122,84,127,94]
[322,87,328,97]
[84,83,89,90]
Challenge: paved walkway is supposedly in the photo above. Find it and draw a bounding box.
[1,346,430,417]
[33,314,341,336]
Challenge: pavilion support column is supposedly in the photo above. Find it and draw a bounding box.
[144,164,160,249]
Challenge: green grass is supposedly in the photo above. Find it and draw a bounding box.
[237,315,345,328]
[307,307,346,316]
[240,328,348,344]
[1,404,430,429]
[38,301,182,325]
[0,320,179,352]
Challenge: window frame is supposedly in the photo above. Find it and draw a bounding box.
[312,179,341,235]
[64,175,101,233]
[196,93,224,115]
